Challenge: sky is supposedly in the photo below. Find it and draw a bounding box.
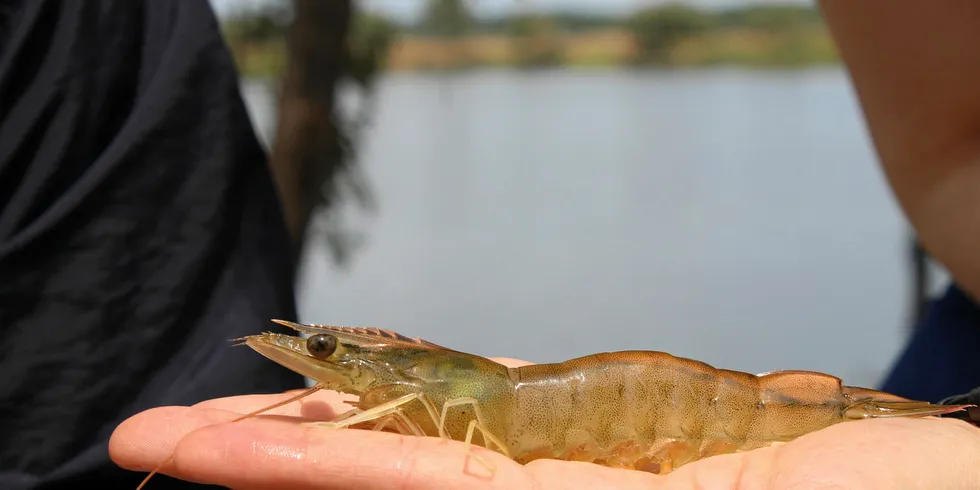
[209,0,814,22]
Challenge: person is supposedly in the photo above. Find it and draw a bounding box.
[109,0,980,488]
[0,1,305,489]
[35,0,980,488]
[824,0,980,406]
[109,383,980,490]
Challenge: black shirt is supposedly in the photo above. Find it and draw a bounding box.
[0,1,305,488]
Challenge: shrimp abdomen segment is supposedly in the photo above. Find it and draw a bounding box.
[751,370,847,441]
[509,351,738,465]
[507,351,962,470]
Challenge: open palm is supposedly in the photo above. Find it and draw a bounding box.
[110,359,980,490]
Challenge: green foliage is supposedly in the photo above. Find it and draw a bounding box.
[506,14,562,67]
[505,13,542,37]
[477,11,622,34]
[628,3,711,63]
[420,0,473,37]
[545,12,625,32]
[347,11,399,87]
[220,2,838,74]
[222,15,281,44]
[716,5,823,32]
[220,2,290,44]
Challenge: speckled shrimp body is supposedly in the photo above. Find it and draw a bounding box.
[232,320,970,475]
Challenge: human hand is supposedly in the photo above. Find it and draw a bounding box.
[110,358,980,490]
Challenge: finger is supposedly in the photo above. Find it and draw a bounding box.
[110,405,530,489]
[111,404,664,490]
[109,406,241,473]
[489,357,534,368]
[767,418,980,489]
[658,448,773,490]
[169,414,537,490]
[525,459,663,489]
[110,389,359,475]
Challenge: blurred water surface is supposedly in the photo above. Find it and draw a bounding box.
[240,67,948,388]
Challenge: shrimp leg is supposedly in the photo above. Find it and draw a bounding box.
[333,405,421,436]
[351,411,422,436]
[306,393,502,472]
[437,397,512,461]
[366,414,409,434]
[305,393,426,436]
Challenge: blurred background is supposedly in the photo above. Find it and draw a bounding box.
[209,0,949,388]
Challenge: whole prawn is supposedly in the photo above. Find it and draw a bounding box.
[136,319,972,488]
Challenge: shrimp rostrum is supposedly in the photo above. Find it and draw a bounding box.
[224,320,972,475]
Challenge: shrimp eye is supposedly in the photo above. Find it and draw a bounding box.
[306,334,337,359]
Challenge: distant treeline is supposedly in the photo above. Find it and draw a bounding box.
[221,1,838,76]
[407,3,823,36]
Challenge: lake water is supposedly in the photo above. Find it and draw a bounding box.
[240,67,948,389]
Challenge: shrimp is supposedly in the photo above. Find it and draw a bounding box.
[135,319,972,487]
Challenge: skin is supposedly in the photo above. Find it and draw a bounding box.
[817,0,980,301]
[110,0,980,487]
[109,358,980,490]
[235,325,972,474]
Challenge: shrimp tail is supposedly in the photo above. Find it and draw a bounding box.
[938,406,980,426]
[841,386,975,420]
[935,388,980,426]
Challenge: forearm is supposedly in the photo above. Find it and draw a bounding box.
[912,163,980,301]
[818,0,980,299]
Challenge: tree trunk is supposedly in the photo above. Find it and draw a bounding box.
[269,0,352,269]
